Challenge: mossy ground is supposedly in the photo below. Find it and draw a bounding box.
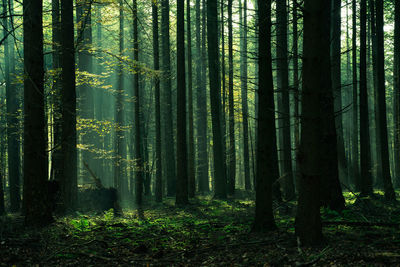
[1,191,400,266]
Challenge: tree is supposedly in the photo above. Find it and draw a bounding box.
[133,0,144,205]
[161,0,177,197]
[394,0,400,187]
[3,0,20,212]
[176,0,189,205]
[153,0,162,203]
[375,0,395,200]
[60,0,78,211]
[295,0,332,246]
[196,0,209,193]
[187,0,196,198]
[276,0,295,200]
[331,0,348,185]
[359,0,373,195]
[23,0,53,225]
[227,0,236,195]
[252,0,277,232]
[207,0,226,199]
[239,0,251,191]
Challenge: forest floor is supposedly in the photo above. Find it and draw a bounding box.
[1,191,400,266]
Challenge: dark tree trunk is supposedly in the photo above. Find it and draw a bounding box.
[207,0,227,199]
[227,0,236,195]
[331,0,348,185]
[239,0,251,191]
[295,0,332,246]
[60,0,78,212]
[352,0,360,190]
[187,0,195,198]
[394,0,400,187]
[133,0,144,205]
[252,0,277,232]
[276,0,295,200]
[196,0,209,193]
[161,0,177,197]
[4,0,20,212]
[375,0,396,200]
[359,0,373,195]
[23,0,53,225]
[176,0,189,205]
[152,0,162,202]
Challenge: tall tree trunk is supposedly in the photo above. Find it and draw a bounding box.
[207,0,227,199]
[133,0,143,205]
[4,0,20,212]
[196,0,209,193]
[295,0,332,246]
[187,0,195,198]
[23,0,53,225]
[161,0,177,196]
[0,95,5,215]
[153,0,162,202]
[239,0,251,191]
[394,0,400,187]
[227,0,236,195]
[60,0,78,212]
[176,0,189,205]
[331,0,348,185]
[359,0,373,195]
[352,0,360,190]
[114,0,124,195]
[253,0,277,232]
[276,0,295,200]
[375,0,395,200]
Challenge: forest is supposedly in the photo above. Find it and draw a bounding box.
[0,0,400,265]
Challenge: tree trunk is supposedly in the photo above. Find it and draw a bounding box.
[4,0,20,212]
[60,0,78,212]
[161,0,177,197]
[227,0,236,195]
[152,0,162,202]
[239,0,251,191]
[196,0,209,193]
[187,0,195,198]
[133,0,144,205]
[394,0,400,187]
[375,0,396,200]
[359,0,373,195]
[176,0,189,205]
[276,0,295,200]
[252,0,277,232]
[295,0,332,246]
[23,0,53,225]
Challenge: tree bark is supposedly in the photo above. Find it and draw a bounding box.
[393,0,400,187]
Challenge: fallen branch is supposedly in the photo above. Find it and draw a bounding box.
[323,221,399,227]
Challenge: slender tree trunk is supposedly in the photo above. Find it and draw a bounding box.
[239,0,251,191]
[153,0,162,202]
[295,0,332,246]
[227,0,236,195]
[187,0,195,198]
[23,0,53,225]
[133,0,144,205]
[359,0,373,195]
[0,95,5,215]
[3,0,20,212]
[161,0,177,196]
[375,0,395,200]
[394,0,400,187]
[293,0,300,190]
[60,0,78,212]
[176,0,189,205]
[276,0,295,200]
[207,0,227,199]
[252,0,277,232]
[331,0,348,185]
[196,0,209,193]
[352,0,360,190]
